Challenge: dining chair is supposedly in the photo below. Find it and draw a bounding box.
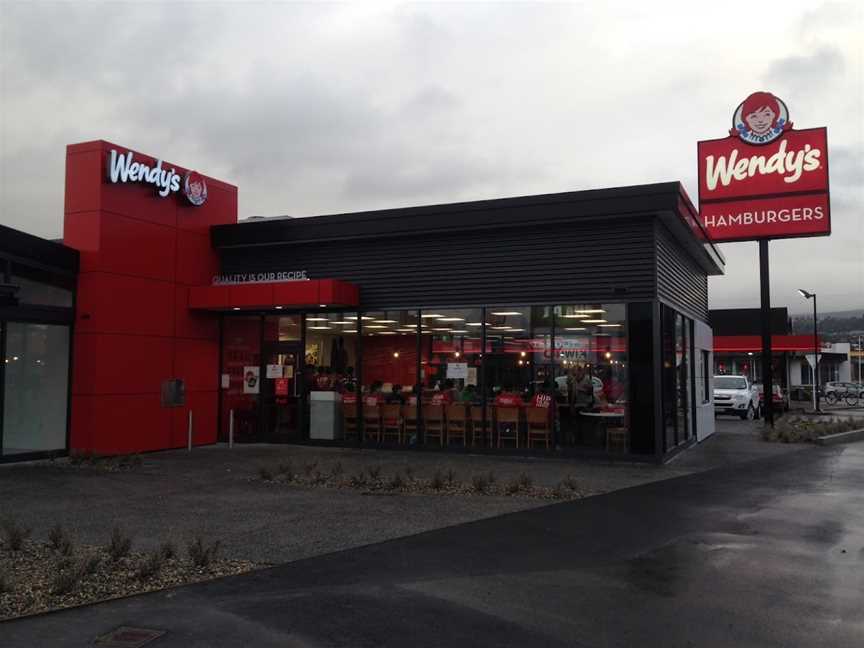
[496,406,520,448]
[525,406,552,449]
[362,404,382,443]
[342,402,358,442]
[470,405,491,447]
[445,404,468,446]
[422,404,445,446]
[380,404,404,444]
[403,403,419,444]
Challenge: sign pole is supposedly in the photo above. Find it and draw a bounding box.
[759,239,774,426]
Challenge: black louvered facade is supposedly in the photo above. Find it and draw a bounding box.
[210,182,724,462]
[213,182,723,314]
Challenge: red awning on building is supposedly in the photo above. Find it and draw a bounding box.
[188,279,359,311]
[713,334,819,353]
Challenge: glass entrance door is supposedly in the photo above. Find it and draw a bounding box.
[261,343,303,441]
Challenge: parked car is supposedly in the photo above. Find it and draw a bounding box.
[714,375,760,420]
[823,382,864,398]
[753,382,789,412]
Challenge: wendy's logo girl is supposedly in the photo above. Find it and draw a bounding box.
[729,91,792,145]
[183,171,208,206]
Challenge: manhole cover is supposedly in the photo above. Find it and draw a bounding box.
[94,626,165,647]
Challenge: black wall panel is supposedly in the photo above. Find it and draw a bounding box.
[655,222,709,322]
[220,217,658,310]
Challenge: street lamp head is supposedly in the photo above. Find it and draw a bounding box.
[798,289,814,299]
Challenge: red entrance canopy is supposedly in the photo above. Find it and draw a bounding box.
[713,334,819,353]
[189,279,359,311]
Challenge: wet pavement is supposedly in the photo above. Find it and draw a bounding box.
[4,440,864,647]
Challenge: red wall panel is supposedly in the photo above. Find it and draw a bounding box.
[75,273,176,337]
[64,140,235,455]
[72,333,174,396]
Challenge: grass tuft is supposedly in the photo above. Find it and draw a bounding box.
[188,536,221,568]
[106,526,132,562]
[1,517,31,551]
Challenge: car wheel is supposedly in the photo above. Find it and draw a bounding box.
[741,404,755,421]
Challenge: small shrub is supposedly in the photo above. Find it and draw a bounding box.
[446,468,456,485]
[551,484,569,499]
[387,473,406,490]
[106,526,132,562]
[430,470,445,491]
[486,471,497,485]
[518,472,533,489]
[303,461,319,476]
[48,524,67,551]
[561,475,579,491]
[367,466,382,480]
[277,461,294,475]
[77,553,101,577]
[330,461,344,478]
[258,466,274,481]
[504,479,521,495]
[159,541,177,560]
[50,570,79,596]
[188,536,221,568]
[472,474,490,494]
[349,472,368,488]
[1,517,30,551]
[0,571,11,594]
[136,551,165,580]
[56,557,74,572]
[403,466,414,479]
[311,470,327,485]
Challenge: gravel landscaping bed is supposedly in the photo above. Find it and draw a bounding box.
[0,522,260,621]
[254,460,588,499]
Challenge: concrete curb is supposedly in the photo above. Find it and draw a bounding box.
[815,428,864,446]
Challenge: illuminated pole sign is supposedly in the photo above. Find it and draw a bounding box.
[106,149,208,206]
[697,92,830,242]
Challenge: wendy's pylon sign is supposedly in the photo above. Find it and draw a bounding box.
[106,149,208,206]
[697,91,830,242]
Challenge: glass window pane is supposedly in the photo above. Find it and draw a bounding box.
[3,323,70,455]
[554,304,628,451]
[264,315,301,342]
[305,311,359,392]
[11,264,74,307]
[220,316,261,442]
[360,310,419,444]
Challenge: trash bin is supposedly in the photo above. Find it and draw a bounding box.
[310,391,342,440]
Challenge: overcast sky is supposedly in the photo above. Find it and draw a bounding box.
[1,1,861,314]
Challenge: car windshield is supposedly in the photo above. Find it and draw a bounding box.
[716,377,747,390]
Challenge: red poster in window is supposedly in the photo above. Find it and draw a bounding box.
[275,378,289,397]
[697,92,830,243]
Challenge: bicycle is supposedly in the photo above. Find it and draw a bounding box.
[824,388,861,407]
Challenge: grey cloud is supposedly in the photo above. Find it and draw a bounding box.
[764,46,844,91]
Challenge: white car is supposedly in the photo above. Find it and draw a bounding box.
[823,382,864,398]
[714,375,760,420]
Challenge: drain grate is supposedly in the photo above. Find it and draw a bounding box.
[94,626,165,647]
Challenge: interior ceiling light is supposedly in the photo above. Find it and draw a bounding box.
[491,326,512,330]
[307,326,331,330]
[331,321,355,325]
[582,319,607,324]
[490,311,522,316]
[378,331,397,335]
[344,316,374,320]
[565,327,586,331]
[576,309,606,314]
[431,327,451,331]
[341,330,357,333]
[437,317,465,322]
[403,323,418,327]
[598,323,622,327]
[306,317,329,322]
[275,306,283,310]
[364,324,387,329]
[374,319,397,323]
[420,313,444,318]
[507,328,525,332]
[561,314,588,319]
[450,329,469,333]
[397,328,416,332]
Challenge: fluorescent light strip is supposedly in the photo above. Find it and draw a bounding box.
[420,314,444,318]
[307,326,331,330]
[364,325,387,329]
[490,311,522,316]
[561,314,588,319]
[582,319,607,324]
[564,327,586,331]
[374,319,397,323]
[598,324,622,327]
[437,317,465,322]
[576,309,606,314]
[306,317,329,322]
